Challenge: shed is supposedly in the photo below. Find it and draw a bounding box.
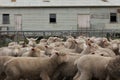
[0,0,120,31]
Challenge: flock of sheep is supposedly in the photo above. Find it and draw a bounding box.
[0,35,120,80]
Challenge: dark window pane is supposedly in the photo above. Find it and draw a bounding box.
[110,13,117,23]
[3,14,10,24]
[50,14,56,23]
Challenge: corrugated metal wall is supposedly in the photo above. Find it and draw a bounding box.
[0,7,120,30]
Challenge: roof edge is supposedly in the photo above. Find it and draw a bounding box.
[0,6,120,8]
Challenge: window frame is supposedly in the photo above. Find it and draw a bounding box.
[2,14,10,24]
[110,13,117,23]
[49,14,56,24]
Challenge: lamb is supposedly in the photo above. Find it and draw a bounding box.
[4,51,68,80]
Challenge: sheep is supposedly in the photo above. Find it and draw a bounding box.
[22,47,45,57]
[37,37,64,51]
[4,51,68,80]
[64,37,76,49]
[74,38,87,53]
[36,39,48,51]
[19,41,27,47]
[89,37,108,47]
[106,56,120,80]
[47,37,63,45]
[74,55,116,80]
[49,42,65,48]
[84,39,116,57]
[52,53,80,80]
[26,38,38,47]
[103,38,120,55]
[50,38,87,54]
[73,40,116,80]
[51,40,106,80]
[93,48,116,57]
[39,39,47,45]
[44,45,79,56]
[0,44,22,57]
[74,55,110,80]
[8,42,18,47]
[0,56,13,80]
[44,45,54,56]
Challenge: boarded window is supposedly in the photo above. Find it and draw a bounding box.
[11,0,16,2]
[3,14,10,24]
[50,14,56,23]
[110,13,117,23]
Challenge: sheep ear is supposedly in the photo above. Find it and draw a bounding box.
[103,39,107,43]
[27,38,30,41]
[86,41,91,46]
[34,38,38,41]
[87,39,94,43]
[61,39,63,41]
[55,52,59,56]
[74,40,78,44]
[109,38,112,42]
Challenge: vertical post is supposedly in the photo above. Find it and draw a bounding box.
[7,26,9,35]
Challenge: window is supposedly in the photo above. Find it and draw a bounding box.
[11,0,16,2]
[110,13,117,23]
[3,14,10,24]
[50,14,56,23]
